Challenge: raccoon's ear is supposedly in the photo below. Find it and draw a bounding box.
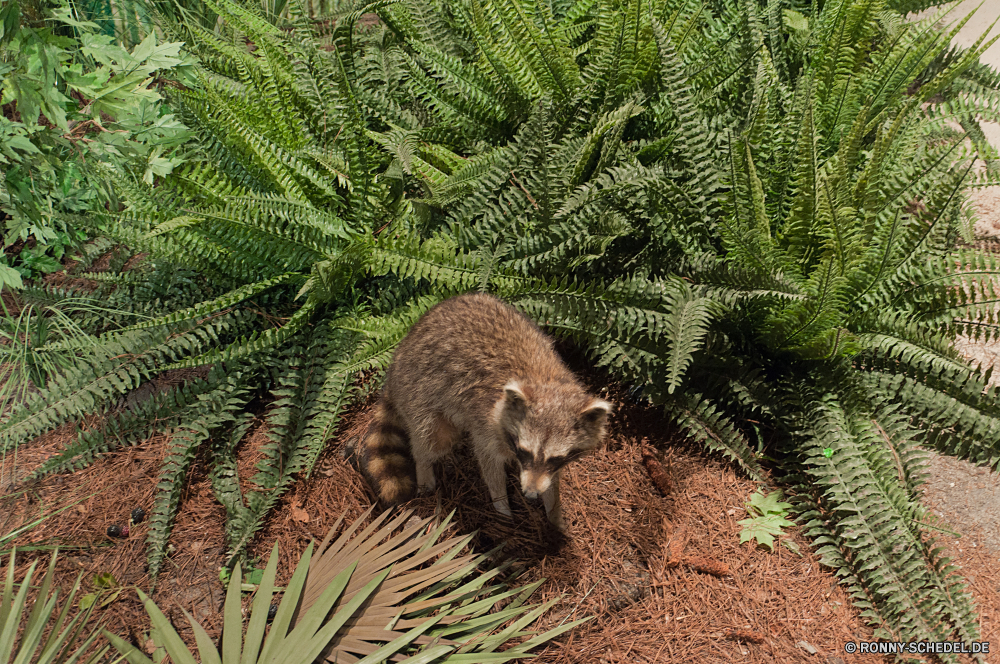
[495,381,529,426]
[577,399,612,436]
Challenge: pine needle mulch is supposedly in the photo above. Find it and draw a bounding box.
[4,377,993,663]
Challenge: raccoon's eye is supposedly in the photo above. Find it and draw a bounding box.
[548,450,583,469]
[545,455,567,470]
[514,447,531,464]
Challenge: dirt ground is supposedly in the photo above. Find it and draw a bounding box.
[3,376,889,664]
[4,361,1000,664]
[3,337,1000,664]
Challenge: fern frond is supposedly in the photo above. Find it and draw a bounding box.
[651,17,721,207]
[162,299,319,370]
[27,367,230,479]
[667,391,765,481]
[0,311,250,453]
[148,373,250,579]
[369,233,481,291]
[795,386,980,651]
[39,274,299,353]
[510,276,719,396]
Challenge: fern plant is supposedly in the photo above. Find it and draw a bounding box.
[5,0,1000,655]
[0,0,393,580]
[340,0,1000,652]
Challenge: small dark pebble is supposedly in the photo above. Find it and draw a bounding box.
[131,507,146,524]
[267,604,278,621]
[107,525,122,538]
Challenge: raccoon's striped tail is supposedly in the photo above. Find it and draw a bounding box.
[359,400,416,507]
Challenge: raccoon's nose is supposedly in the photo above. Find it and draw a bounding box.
[522,490,541,503]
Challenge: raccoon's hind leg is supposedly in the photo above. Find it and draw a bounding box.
[360,401,416,507]
[412,413,460,494]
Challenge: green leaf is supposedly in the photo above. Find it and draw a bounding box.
[747,489,793,517]
[93,572,116,588]
[740,490,794,551]
[0,265,23,290]
[782,9,809,33]
[738,513,794,551]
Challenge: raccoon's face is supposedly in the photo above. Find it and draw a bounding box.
[494,381,612,499]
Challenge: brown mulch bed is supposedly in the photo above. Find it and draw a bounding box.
[3,376,991,663]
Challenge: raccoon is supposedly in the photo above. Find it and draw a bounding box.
[359,292,612,529]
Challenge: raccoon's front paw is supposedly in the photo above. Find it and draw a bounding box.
[415,462,437,494]
[547,510,566,532]
[492,498,512,518]
[416,478,437,494]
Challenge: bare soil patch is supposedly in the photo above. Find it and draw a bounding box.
[2,371,901,664]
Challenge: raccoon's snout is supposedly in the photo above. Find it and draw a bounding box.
[519,468,552,499]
